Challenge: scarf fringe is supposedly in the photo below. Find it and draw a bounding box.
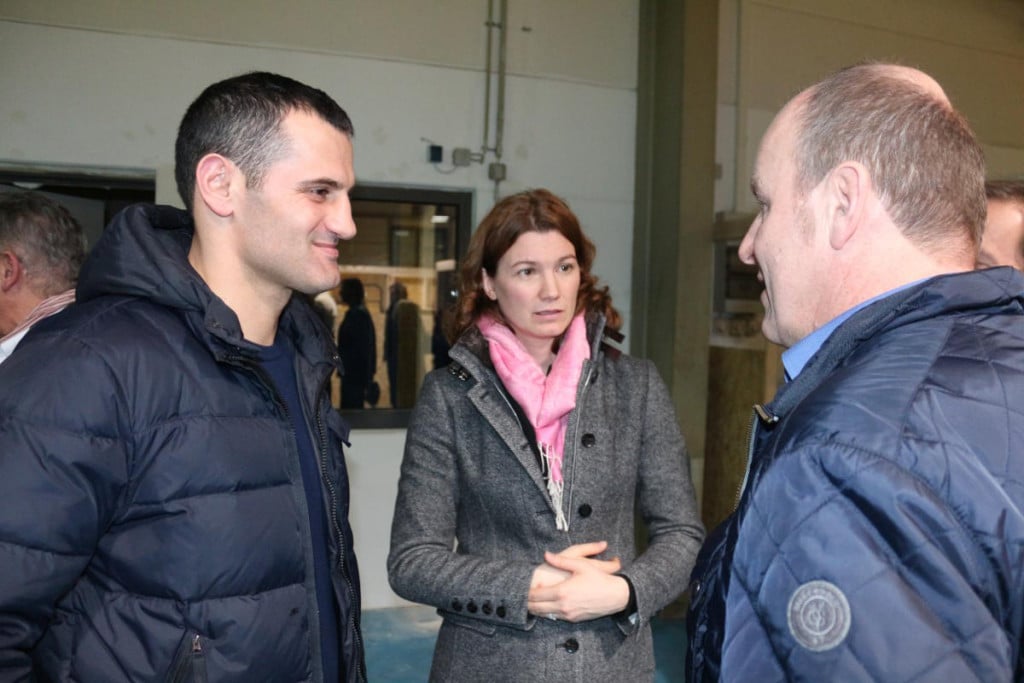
[541,442,569,531]
[0,289,76,344]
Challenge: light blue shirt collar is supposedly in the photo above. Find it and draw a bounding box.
[781,279,928,381]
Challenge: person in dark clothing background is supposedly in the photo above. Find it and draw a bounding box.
[0,191,86,365]
[383,280,407,406]
[338,277,377,409]
[0,71,366,681]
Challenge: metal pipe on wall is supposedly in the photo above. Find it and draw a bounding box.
[494,0,507,162]
[479,0,508,203]
[492,0,508,201]
[482,0,494,158]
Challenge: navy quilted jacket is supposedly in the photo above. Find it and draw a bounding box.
[0,204,365,682]
[688,268,1024,681]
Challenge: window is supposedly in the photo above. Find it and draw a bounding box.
[1,169,472,429]
[330,185,473,428]
[0,167,155,251]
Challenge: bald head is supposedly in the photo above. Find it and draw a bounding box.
[791,63,985,261]
[876,64,950,104]
[739,64,988,347]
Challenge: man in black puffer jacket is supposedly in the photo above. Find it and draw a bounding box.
[688,63,1024,681]
[0,72,365,682]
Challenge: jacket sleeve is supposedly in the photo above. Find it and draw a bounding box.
[387,371,538,629]
[617,361,705,631]
[722,438,1014,682]
[0,342,127,679]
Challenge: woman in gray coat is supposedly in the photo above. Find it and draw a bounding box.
[387,189,704,682]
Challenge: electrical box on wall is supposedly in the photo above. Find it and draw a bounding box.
[487,162,506,181]
[427,145,443,163]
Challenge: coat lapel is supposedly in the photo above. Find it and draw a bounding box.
[466,379,554,507]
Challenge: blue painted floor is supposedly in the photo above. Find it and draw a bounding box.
[363,605,687,682]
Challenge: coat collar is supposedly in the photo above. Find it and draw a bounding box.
[77,203,338,370]
[762,267,1024,425]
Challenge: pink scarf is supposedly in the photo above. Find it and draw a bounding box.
[478,313,590,530]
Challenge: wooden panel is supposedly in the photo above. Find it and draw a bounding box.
[702,345,763,531]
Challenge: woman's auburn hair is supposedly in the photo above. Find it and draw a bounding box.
[446,188,621,343]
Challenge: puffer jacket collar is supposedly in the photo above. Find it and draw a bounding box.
[76,203,339,370]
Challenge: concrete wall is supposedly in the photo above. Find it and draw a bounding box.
[0,2,639,609]
[638,0,1024,535]
[715,0,1024,216]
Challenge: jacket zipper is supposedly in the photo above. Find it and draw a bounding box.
[314,370,367,683]
[735,403,778,508]
[238,358,328,669]
[490,377,526,436]
[168,633,205,683]
[228,352,365,682]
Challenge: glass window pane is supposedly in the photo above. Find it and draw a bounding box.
[327,185,471,428]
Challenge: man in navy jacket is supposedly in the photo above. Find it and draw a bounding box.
[0,72,365,681]
[688,63,1024,681]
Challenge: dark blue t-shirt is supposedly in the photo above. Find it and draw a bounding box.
[258,334,340,682]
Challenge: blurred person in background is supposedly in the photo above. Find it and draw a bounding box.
[0,191,85,364]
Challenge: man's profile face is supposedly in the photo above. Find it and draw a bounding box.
[738,102,827,348]
[231,109,356,298]
[978,199,1024,271]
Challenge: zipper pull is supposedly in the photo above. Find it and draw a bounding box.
[753,403,778,424]
[191,633,203,654]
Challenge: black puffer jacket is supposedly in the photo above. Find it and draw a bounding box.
[0,204,365,682]
[688,267,1024,682]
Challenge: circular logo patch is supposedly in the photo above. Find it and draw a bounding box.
[786,580,851,652]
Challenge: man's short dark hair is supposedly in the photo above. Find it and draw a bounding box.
[0,191,86,296]
[174,71,354,212]
[985,180,1024,204]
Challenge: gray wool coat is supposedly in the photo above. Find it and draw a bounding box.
[388,317,704,682]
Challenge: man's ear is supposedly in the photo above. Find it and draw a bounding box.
[825,161,869,251]
[194,154,237,218]
[0,251,23,293]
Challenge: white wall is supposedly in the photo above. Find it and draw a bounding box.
[0,5,638,609]
[715,0,1024,215]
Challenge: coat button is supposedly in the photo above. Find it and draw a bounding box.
[467,600,478,613]
[578,503,592,518]
[451,599,463,612]
[496,605,507,618]
[562,638,579,653]
[581,433,596,448]
[482,601,493,615]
